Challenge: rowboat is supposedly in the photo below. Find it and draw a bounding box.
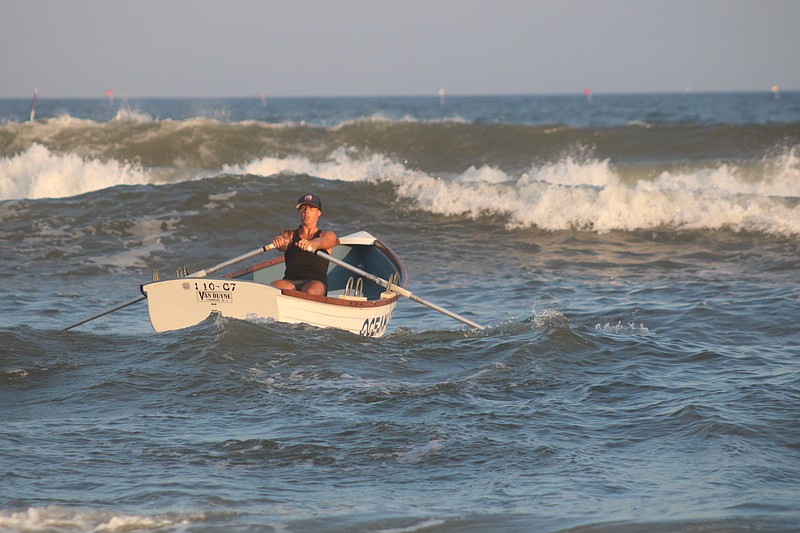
[62,231,482,334]
[139,231,408,337]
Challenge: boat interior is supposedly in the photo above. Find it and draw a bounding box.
[227,241,406,301]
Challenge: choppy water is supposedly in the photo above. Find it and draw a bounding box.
[2,93,799,532]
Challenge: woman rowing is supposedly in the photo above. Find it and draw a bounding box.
[271,193,337,296]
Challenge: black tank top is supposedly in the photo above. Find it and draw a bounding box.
[283,229,329,284]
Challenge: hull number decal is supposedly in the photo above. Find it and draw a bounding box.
[360,313,391,337]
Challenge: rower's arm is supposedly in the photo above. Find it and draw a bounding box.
[311,230,338,252]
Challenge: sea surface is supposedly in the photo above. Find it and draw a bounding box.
[1,93,799,532]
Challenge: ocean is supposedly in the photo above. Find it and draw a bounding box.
[1,93,799,532]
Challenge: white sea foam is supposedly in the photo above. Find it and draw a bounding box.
[223,147,402,183]
[0,506,195,532]
[88,215,184,270]
[595,321,654,336]
[377,518,448,533]
[111,106,156,123]
[0,144,152,200]
[204,190,238,210]
[5,139,799,235]
[231,145,800,235]
[331,113,468,130]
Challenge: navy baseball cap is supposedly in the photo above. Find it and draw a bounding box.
[296,193,322,210]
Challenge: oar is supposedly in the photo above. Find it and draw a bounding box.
[61,244,275,331]
[315,250,485,330]
[187,243,275,278]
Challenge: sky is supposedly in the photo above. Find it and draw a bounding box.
[1,0,799,98]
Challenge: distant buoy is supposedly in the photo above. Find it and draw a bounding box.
[29,87,38,122]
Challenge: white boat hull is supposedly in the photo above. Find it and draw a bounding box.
[141,279,397,336]
[140,232,405,337]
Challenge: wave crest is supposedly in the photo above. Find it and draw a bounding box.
[3,137,798,236]
[234,147,800,235]
[0,144,151,200]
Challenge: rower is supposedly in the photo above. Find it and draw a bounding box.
[271,193,338,296]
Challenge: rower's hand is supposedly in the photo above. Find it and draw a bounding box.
[297,238,315,253]
[272,234,291,251]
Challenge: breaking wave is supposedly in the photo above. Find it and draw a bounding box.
[3,142,799,236]
[0,143,152,200]
[228,146,800,235]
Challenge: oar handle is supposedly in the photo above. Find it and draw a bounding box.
[315,250,484,330]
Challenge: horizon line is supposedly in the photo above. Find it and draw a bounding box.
[0,88,796,100]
